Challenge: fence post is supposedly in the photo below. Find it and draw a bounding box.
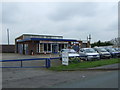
[45,59,48,68]
[46,58,51,68]
[20,60,23,68]
[47,58,51,68]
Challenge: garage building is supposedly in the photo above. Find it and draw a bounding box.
[15,34,90,55]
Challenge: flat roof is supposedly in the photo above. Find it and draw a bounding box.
[23,34,63,37]
[16,34,63,40]
[17,38,77,42]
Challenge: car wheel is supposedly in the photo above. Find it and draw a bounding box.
[108,57,111,59]
[98,57,100,60]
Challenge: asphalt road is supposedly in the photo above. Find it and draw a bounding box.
[51,71,118,88]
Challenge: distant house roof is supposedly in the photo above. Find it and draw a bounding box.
[17,38,77,42]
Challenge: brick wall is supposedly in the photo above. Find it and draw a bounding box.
[0,45,15,53]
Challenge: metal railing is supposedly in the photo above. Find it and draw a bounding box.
[0,57,61,68]
[0,56,84,68]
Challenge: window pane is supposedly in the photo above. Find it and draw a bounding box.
[44,43,47,51]
[48,44,51,51]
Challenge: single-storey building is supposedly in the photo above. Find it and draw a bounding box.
[15,34,90,55]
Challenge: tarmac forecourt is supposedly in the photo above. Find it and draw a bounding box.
[49,58,120,71]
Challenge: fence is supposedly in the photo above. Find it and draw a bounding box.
[0,56,84,68]
[0,57,61,68]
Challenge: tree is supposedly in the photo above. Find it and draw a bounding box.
[91,40,113,48]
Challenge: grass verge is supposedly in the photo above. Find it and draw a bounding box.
[49,58,120,71]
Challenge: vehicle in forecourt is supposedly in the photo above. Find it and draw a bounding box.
[79,48,100,61]
[94,47,111,59]
[59,49,80,60]
[114,48,120,57]
[104,47,120,58]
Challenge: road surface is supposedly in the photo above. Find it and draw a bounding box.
[51,70,118,88]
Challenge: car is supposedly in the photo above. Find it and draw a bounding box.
[59,49,80,60]
[104,48,120,58]
[79,48,100,61]
[94,47,111,59]
[114,48,120,57]
[114,48,120,52]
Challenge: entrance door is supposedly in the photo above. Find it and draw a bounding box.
[18,44,23,54]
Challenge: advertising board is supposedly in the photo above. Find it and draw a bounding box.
[62,52,69,66]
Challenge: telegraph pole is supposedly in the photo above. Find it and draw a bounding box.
[89,34,91,43]
[87,36,88,42]
[87,34,91,48]
[7,28,9,45]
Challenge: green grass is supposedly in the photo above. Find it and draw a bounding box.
[49,58,120,71]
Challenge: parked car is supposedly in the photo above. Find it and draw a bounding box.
[79,48,100,61]
[94,47,111,59]
[114,48,120,57]
[114,48,120,52]
[59,49,80,60]
[104,48,120,58]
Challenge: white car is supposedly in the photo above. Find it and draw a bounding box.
[79,48,100,61]
[60,49,80,58]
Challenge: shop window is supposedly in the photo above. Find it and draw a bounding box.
[59,44,62,51]
[62,44,64,49]
[44,43,47,51]
[64,44,68,49]
[48,44,51,51]
[36,44,39,53]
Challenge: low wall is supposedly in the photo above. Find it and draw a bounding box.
[0,45,15,53]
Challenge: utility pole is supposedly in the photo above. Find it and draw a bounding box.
[7,28,9,45]
[87,34,91,48]
[87,36,89,42]
[88,34,91,43]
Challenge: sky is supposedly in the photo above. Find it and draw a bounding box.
[1,1,118,44]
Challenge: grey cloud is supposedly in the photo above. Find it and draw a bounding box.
[48,2,98,21]
[2,3,21,24]
[1,2,118,44]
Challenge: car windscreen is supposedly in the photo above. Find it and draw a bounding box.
[84,48,96,53]
[68,49,76,53]
[115,48,118,51]
[115,48,120,51]
[107,48,116,52]
[61,49,76,53]
[61,49,69,52]
[97,48,107,52]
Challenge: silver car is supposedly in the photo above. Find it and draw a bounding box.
[59,49,80,59]
[105,48,120,58]
[94,47,111,59]
[79,48,100,61]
